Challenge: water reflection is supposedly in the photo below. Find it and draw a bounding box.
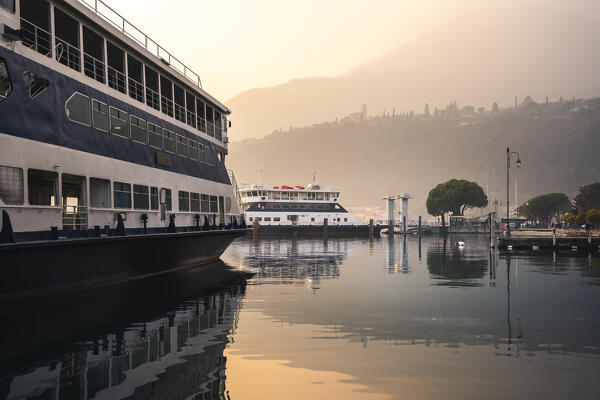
[0,264,249,400]
[426,237,488,286]
[229,237,348,292]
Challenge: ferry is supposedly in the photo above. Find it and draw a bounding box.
[238,182,380,236]
[0,0,248,303]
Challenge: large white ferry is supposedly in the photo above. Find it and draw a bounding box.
[238,182,379,236]
[0,0,248,303]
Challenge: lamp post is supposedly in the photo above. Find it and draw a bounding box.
[506,147,521,237]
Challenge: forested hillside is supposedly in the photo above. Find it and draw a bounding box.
[228,98,600,219]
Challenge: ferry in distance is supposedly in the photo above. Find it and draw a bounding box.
[0,0,248,306]
[238,182,380,236]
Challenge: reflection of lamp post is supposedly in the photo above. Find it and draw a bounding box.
[506,147,522,237]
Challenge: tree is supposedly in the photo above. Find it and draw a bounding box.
[518,193,570,226]
[586,209,600,228]
[574,182,600,212]
[427,179,489,231]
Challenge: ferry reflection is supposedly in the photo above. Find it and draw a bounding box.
[234,237,349,292]
[0,265,249,400]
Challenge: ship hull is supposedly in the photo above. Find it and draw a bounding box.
[0,229,249,308]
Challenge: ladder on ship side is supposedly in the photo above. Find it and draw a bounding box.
[227,169,243,213]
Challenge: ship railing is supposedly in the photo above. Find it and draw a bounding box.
[83,52,105,83]
[174,103,186,123]
[76,0,202,89]
[128,77,144,102]
[196,117,207,133]
[186,111,197,129]
[63,205,88,230]
[20,18,51,58]
[107,65,126,94]
[145,87,160,110]
[227,169,244,211]
[55,37,81,72]
[161,95,174,117]
[207,122,215,138]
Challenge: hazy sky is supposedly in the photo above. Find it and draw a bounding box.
[109,0,600,102]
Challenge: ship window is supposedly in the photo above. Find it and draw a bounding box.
[28,169,57,206]
[201,194,209,213]
[256,217,262,222]
[198,143,205,162]
[196,98,206,132]
[65,92,91,126]
[205,105,214,137]
[54,7,80,72]
[248,217,253,222]
[150,187,159,210]
[131,116,147,144]
[188,139,198,161]
[90,178,110,208]
[264,217,271,222]
[174,84,185,123]
[83,26,105,83]
[311,218,315,222]
[92,99,108,132]
[110,107,129,138]
[133,184,149,210]
[214,110,222,141]
[176,134,188,157]
[162,188,172,211]
[335,204,341,210]
[273,217,280,222]
[178,191,190,212]
[344,218,348,222]
[0,165,24,205]
[0,58,11,102]
[107,42,125,93]
[190,192,200,212]
[20,0,50,58]
[160,76,173,117]
[0,0,15,13]
[127,55,144,103]
[114,181,131,209]
[186,92,196,129]
[148,123,162,149]
[145,66,159,110]
[209,195,218,213]
[162,129,175,153]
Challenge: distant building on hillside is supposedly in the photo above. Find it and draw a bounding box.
[361,104,368,121]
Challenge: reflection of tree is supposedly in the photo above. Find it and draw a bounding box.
[426,238,488,286]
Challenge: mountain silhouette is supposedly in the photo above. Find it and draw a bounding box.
[226,4,600,141]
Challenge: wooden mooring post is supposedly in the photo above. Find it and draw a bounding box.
[369,219,374,240]
[418,216,422,238]
[323,218,328,240]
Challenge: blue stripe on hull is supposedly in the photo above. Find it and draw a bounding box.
[0,47,230,185]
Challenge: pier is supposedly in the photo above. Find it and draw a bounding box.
[498,230,600,252]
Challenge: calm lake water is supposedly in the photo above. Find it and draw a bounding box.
[2,235,600,399]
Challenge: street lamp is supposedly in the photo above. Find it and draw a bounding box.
[506,147,521,237]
